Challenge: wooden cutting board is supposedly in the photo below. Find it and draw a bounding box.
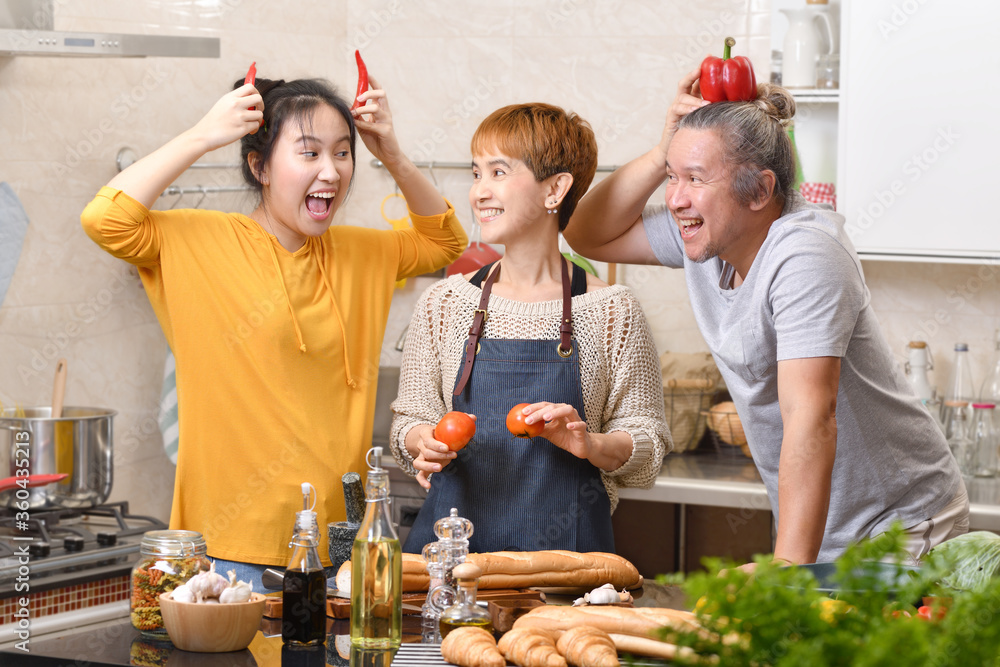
[263,588,544,620]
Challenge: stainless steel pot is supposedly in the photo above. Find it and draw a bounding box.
[0,406,115,509]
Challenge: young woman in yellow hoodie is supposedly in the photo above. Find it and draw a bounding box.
[81,72,466,587]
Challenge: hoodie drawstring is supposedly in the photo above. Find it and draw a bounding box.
[264,236,307,353]
[315,241,357,389]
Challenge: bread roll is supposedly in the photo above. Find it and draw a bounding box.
[335,551,642,595]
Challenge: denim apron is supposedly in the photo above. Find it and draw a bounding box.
[403,260,615,554]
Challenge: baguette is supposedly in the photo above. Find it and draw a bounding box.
[336,551,642,594]
[607,634,697,662]
[336,553,429,593]
[469,551,642,591]
[513,605,700,639]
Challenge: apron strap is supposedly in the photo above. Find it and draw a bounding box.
[454,263,502,396]
[558,256,573,357]
[453,257,575,395]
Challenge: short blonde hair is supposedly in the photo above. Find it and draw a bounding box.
[471,103,597,231]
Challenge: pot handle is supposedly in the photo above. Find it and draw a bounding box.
[0,422,26,431]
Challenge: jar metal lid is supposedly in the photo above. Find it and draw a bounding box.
[139,529,207,556]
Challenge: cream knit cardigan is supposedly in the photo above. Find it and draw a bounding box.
[389,275,672,512]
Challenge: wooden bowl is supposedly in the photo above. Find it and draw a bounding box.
[159,592,266,653]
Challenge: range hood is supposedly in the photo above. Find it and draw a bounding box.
[0,0,219,58]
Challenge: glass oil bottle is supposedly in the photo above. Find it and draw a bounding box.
[439,562,493,639]
[282,482,327,646]
[350,447,402,649]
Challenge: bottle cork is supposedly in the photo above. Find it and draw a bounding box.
[451,562,482,582]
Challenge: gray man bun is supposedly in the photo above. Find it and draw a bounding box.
[751,82,797,128]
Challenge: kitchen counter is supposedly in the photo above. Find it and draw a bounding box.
[0,584,685,667]
[620,451,1000,532]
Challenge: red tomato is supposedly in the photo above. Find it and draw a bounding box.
[506,403,544,439]
[434,412,476,451]
[917,604,946,621]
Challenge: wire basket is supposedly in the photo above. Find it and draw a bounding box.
[702,402,752,458]
[663,378,715,452]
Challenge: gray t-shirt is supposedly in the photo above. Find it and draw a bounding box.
[644,193,961,561]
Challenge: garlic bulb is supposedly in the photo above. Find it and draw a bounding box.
[584,584,621,605]
[219,569,253,604]
[572,583,632,606]
[170,583,195,603]
[185,561,229,602]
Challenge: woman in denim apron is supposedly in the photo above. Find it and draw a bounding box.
[391,103,671,554]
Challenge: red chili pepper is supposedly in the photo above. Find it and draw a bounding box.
[350,50,369,111]
[245,61,257,111]
[699,37,757,103]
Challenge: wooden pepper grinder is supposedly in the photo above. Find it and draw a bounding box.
[438,562,493,639]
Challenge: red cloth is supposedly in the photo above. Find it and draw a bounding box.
[799,182,836,210]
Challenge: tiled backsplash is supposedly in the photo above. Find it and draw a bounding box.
[0,1,996,522]
[0,575,130,625]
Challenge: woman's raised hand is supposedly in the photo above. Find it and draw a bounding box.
[190,84,264,153]
[106,84,263,209]
[351,76,405,169]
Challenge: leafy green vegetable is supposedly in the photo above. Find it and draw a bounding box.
[656,524,1000,665]
[926,531,1000,593]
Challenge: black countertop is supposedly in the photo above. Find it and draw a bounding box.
[0,615,365,667]
[0,584,686,667]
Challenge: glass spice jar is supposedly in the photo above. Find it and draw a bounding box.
[130,530,211,638]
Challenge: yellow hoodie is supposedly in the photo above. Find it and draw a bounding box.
[81,187,466,565]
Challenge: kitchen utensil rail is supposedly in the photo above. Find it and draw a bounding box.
[370,158,620,172]
[160,185,252,197]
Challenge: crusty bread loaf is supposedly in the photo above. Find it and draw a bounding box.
[335,551,642,595]
[469,551,643,591]
[513,605,700,639]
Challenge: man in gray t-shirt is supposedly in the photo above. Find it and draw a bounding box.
[565,68,966,565]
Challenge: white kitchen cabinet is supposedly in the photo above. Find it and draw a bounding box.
[774,0,1000,263]
[837,0,1000,262]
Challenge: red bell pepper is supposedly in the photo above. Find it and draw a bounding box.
[350,50,369,111]
[245,61,257,111]
[700,37,757,103]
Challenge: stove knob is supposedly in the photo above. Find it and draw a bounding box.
[96,532,117,547]
[29,541,51,558]
[64,536,86,552]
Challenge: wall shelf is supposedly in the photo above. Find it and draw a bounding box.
[791,89,839,103]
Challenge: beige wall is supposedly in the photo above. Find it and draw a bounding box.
[1,0,997,520]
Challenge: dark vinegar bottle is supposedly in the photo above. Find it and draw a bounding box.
[282,483,327,646]
[282,569,326,645]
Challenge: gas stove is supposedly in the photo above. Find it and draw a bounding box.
[0,501,166,597]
